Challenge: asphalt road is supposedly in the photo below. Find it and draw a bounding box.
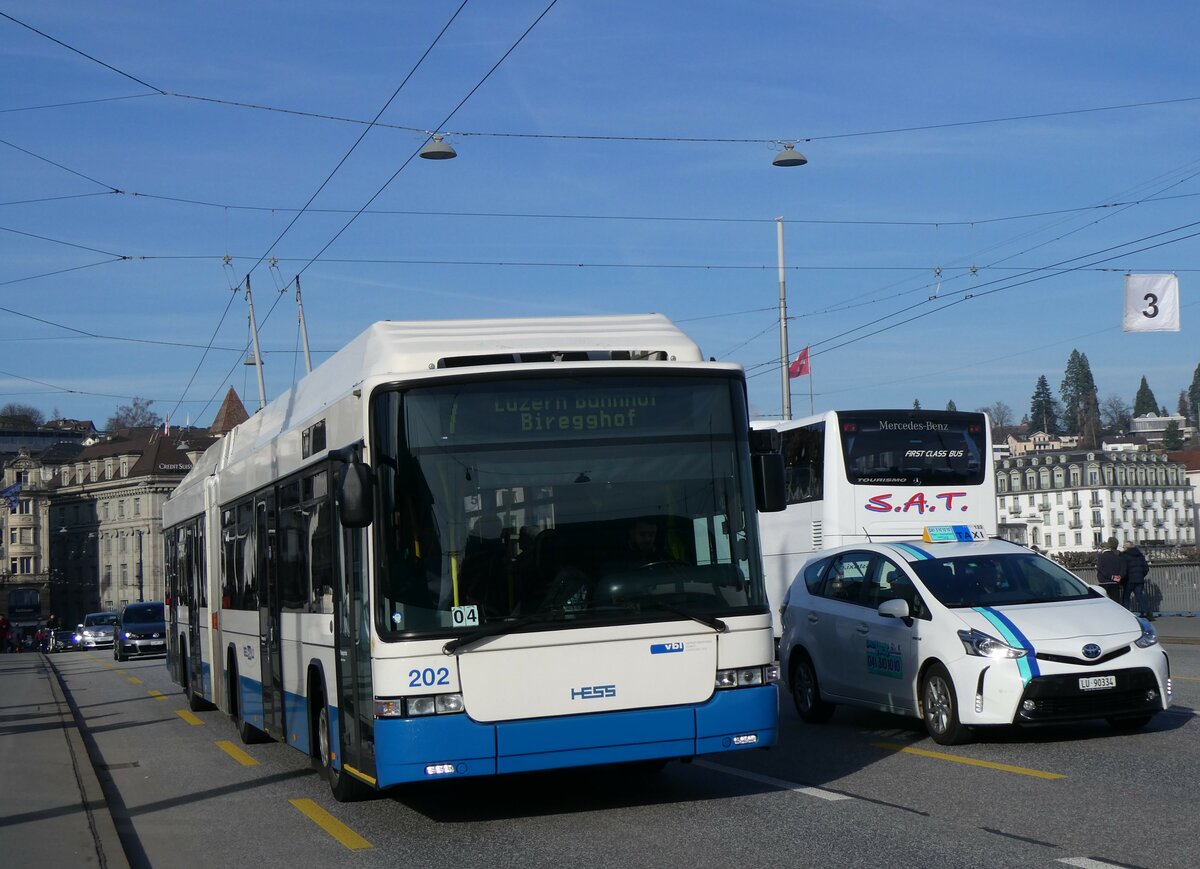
[47,644,1199,869]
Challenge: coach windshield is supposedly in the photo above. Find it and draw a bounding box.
[370,373,766,639]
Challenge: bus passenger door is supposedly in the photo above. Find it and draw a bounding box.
[334,522,376,784]
[256,492,284,737]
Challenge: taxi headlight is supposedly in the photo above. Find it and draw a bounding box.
[1135,618,1158,648]
[958,628,1026,659]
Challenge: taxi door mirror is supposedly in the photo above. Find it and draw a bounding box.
[878,598,910,621]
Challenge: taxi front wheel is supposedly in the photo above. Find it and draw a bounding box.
[921,663,970,745]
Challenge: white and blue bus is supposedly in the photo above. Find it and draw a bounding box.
[164,314,785,799]
[754,409,997,635]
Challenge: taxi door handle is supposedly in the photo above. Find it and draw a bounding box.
[855,624,870,635]
[806,614,819,624]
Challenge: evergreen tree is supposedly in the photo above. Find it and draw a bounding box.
[1029,375,1060,434]
[1162,420,1184,450]
[1133,376,1158,417]
[1189,362,1200,427]
[1059,350,1098,436]
[1078,390,1102,449]
[912,399,921,410]
[946,400,957,412]
[1178,390,1190,422]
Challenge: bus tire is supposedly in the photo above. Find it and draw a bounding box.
[317,699,370,802]
[182,651,210,712]
[228,656,267,745]
[921,663,970,745]
[790,651,835,723]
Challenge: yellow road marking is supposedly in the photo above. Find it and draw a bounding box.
[148,690,167,701]
[175,709,203,726]
[216,740,259,766]
[873,742,1065,780]
[127,676,141,685]
[1172,675,1200,681]
[290,799,372,851]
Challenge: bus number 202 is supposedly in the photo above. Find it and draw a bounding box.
[409,667,451,687]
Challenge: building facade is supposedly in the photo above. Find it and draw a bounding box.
[996,448,1196,555]
[49,428,213,620]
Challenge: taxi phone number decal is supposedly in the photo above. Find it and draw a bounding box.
[866,639,903,679]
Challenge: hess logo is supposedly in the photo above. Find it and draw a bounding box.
[571,684,616,700]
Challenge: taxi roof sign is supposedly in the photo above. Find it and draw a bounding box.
[922,524,987,543]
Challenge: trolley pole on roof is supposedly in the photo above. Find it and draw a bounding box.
[777,217,792,421]
[245,275,267,411]
[295,276,313,375]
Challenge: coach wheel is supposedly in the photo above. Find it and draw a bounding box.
[318,702,370,802]
[921,663,969,745]
[790,652,835,723]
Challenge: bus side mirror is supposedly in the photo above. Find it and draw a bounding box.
[753,452,786,513]
[334,445,375,528]
[749,428,785,513]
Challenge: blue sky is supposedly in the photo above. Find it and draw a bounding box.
[2,1,1198,428]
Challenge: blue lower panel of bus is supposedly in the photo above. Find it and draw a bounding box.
[373,685,777,786]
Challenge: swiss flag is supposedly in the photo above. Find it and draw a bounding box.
[788,346,810,379]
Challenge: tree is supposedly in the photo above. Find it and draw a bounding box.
[1100,394,1132,434]
[945,400,957,412]
[105,397,163,432]
[0,402,45,427]
[978,401,1014,430]
[1189,362,1200,427]
[1133,376,1158,417]
[1078,389,1102,449]
[1059,350,1098,436]
[1028,375,1060,434]
[912,399,922,410]
[1177,390,1191,425]
[1162,420,1185,450]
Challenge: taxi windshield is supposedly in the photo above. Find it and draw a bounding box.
[911,553,1094,608]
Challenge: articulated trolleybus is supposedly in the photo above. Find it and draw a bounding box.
[755,409,997,635]
[164,314,786,799]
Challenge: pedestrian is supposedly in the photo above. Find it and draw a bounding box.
[1096,537,1125,602]
[0,613,9,653]
[1121,540,1153,620]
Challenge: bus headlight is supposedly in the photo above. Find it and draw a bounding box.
[716,666,778,689]
[379,693,466,718]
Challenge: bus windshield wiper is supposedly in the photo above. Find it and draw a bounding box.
[441,610,567,655]
[639,600,728,633]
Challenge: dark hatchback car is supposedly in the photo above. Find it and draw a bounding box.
[114,601,167,661]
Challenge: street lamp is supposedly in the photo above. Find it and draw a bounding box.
[136,530,144,603]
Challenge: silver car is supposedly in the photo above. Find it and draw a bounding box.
[78,611,118,650]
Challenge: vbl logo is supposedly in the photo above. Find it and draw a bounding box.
[865,491,969,514]
[571,684,616,700]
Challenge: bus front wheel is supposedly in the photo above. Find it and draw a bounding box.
[317,700,370,802]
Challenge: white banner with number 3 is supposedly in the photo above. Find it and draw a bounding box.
[1123,273,1180,332]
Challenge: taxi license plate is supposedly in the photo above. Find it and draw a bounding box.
[1079,675,1116,691]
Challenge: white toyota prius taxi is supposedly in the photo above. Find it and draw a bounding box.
[779,527,1170,744]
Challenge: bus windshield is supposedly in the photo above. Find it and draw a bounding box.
[371,374,765,638]
[837,411,988,486]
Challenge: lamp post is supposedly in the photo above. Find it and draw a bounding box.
[771,145,808,421]
[135,530,144,603]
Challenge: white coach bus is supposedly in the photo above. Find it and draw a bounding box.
[754,409,997,634]
[164,314,786,799]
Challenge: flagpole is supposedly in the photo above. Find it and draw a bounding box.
[776,217,791,421]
